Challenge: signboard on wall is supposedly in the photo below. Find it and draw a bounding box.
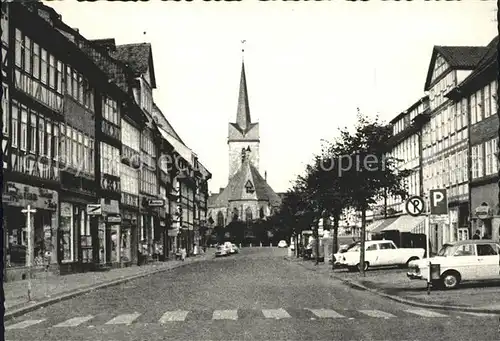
[3,182,58,211]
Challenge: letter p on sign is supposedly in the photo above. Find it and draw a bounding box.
[430,189,448,215]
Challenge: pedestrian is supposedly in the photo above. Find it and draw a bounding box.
[472,229,481,240]
[181,247,186,261]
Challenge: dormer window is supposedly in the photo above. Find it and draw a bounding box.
[245,180,254,193]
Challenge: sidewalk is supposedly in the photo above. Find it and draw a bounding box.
[5,253,212,318]
[285,256,500,313]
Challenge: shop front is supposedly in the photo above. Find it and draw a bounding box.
[139,197,163,264]
[3,182,58,281]
[59,200,96,273]
[121,208,138,265]
[96,199,123,268]
[471,183,500,242]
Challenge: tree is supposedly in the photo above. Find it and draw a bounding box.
[334,112,410,276]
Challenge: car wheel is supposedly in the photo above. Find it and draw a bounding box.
[357,262,369,272]
[405,257,419,268]
[441,271,460,289]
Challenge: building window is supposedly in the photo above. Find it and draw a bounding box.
[11,102,19,148]
[100,142,120,177]
[470,93,477,125]
[53,124,59,160]
[121,119,140,151]
[484,84,491,119]
[24,36,31,74]
[46,122,52,158]
[20,106,28,151]
[1,83,8,136]
[38,117,45,156]
[103,97,120,125]
[29,113,36,153]
[121,164,139,194]
[485,138,498,176]
[492,80,498,116]
[477,143,484,178]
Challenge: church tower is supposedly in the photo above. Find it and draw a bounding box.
[228,55,260,181]
[207,42,282,226]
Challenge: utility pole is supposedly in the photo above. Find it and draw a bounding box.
[22,205,37,301]
[359,207,366,277]
[314,218,319,266]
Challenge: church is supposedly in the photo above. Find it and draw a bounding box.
[208,57,282,228]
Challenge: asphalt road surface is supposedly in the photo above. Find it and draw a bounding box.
[5,247,500,341]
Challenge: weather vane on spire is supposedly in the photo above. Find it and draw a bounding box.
[241,40,246,60]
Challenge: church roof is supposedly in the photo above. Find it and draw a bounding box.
[209,159,282,208]
[235,61,252,132]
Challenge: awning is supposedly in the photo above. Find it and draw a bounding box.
[381,215,426,234]
[369,217,399,234]
[366,219,385,232]
[159,128,193,166]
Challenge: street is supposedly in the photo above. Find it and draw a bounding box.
[5,247,500,341]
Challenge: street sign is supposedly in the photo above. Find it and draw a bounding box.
[147,199,165,207]
[430,215,448,224]
[87,204,102,215]
[406,196,425,217]
[107,215,122,223]
[429,189,448,215]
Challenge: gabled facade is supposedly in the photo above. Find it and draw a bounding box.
[421,44,487,251]
[446,36,499,241]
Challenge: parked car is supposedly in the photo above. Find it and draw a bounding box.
[278,240,288,248]
[407,239,500,289]
[215,244,231,257]
[333,242,359,266]
[230,243,239,254]
[337,240,425,272]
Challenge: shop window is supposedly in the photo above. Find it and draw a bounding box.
[59,202,74,262]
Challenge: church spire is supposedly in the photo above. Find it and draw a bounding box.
[236,40,251,131]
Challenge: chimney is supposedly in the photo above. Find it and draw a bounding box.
[265,171,267,181]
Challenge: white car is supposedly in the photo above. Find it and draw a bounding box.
[215,244,231,257]
[407,239,500,289]
[337,240,425,272]
[277,240,288,248]
[230,243,239,254]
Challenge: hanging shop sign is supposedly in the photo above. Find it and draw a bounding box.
[2,182,58,210]
[107,215,122,223]
[147,199,165,207]
[475,204,492,220]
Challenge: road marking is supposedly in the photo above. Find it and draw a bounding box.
[262,308,291,319]
[105,313,141,325]
[307,309,345,318]
[212,310,238,320]
[462,312,498,317]
[358,310,396,318]
[6,319,46,330]
[159,310,190,323]
[54,315,94,328]
[405,309,448,317]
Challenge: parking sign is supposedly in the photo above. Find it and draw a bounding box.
[429,189,448,215]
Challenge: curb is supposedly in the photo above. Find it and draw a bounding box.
[285,257,500,314]
[5,256,210,321]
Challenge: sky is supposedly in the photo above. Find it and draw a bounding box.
[48,0,497,195]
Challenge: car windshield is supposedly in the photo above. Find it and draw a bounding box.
[347,244,361,252]
[437,244,455,257]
